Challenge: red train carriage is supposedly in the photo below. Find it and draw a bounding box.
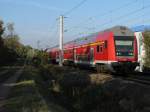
[63,41,74,65]
[48,47,59,63]
[48,26,138,73]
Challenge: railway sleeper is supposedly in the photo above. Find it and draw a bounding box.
[96,64,108,73]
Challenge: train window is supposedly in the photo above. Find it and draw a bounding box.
[97,45,100,52]
[104,40,107,48]
[97,45,103,53]
[100,46,103,53]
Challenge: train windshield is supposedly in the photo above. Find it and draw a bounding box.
[115,37,134,57]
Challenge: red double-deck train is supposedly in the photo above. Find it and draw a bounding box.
[48,26,138,73]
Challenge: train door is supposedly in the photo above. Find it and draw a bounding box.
[56,51,59,63]
[74,49,77,63]
[90,48,94,65]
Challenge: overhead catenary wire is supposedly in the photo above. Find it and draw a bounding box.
[70,9,150,36]
[63,0,88,16]
[66,0,139,33]
[90,0,139,20]
[68,1,150,38]
[93,3,150,30]
[48,19,60,48]
[49,20,57,32]
[62,0,139,42]
[52,0,149,46]
[48,19,57,39]
[115,10,149,26]
[66,0,138,39]
[50,0,88,50]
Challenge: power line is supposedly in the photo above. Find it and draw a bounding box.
[47,18,59,48]
[68,3,150,38]
[55,0,149,45]
[94,3,150,29]
[91,0,139,20]
[76,3,150,34]
[66,0,138,32]
[123,12,150,26]
[49,19,58,33]
[48,0,87,49]
[64,0,139,40]
[63,0,88,16]
[115,10,149,26]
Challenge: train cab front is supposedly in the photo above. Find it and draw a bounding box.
[111,36,138,73]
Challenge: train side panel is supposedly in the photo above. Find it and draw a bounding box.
[63,48,74,65]
[75,45,91,65]
[48,26,138,73]
[93,32,116,72]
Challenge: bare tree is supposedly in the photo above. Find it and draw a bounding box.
[7,22,14,37]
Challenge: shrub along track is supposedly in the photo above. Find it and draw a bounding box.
[1,64,149,112]
[74,65,150,86]
[61,64,150,86]
[0,65,68,112]
[60,65,150,86]
[38,65,114,112]
[39,64,150,112]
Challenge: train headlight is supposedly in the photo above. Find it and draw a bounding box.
[117,52,121,55]
[129,52,133,55]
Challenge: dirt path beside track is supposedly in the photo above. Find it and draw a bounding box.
[0,67,24,112]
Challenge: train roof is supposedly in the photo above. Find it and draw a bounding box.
[102,26,134,36]
[48,26,134,50]
[72,26,134,46]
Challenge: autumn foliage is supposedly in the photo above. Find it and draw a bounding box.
[143,31,150,69]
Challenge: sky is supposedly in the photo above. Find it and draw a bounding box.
[0,0,150,49]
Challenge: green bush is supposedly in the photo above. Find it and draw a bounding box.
[143,31,150,68]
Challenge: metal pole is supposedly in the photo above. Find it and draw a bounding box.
[59,15,64,66]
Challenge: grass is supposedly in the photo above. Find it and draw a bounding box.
[38,64,131,112]
[1,64,131,112]
[2,66,49,112]
[38,64,93,112]
[0,67,19,83]
[2,65,69,112]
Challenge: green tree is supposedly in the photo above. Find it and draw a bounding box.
[0,20,46,65]
[143,31,150,69]
[0,20,21,65]
[4,35,20,49]
[3,22,24,58]
[0,20,4,46]
[0,20,6,64]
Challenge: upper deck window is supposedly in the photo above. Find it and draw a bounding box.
[97,45,100,52]
[97,45,103,53]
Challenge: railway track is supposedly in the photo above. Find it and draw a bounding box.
[63,65,150,86]
[125,72,150,85]
[109,72,150,86]
[125,77,150,85]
